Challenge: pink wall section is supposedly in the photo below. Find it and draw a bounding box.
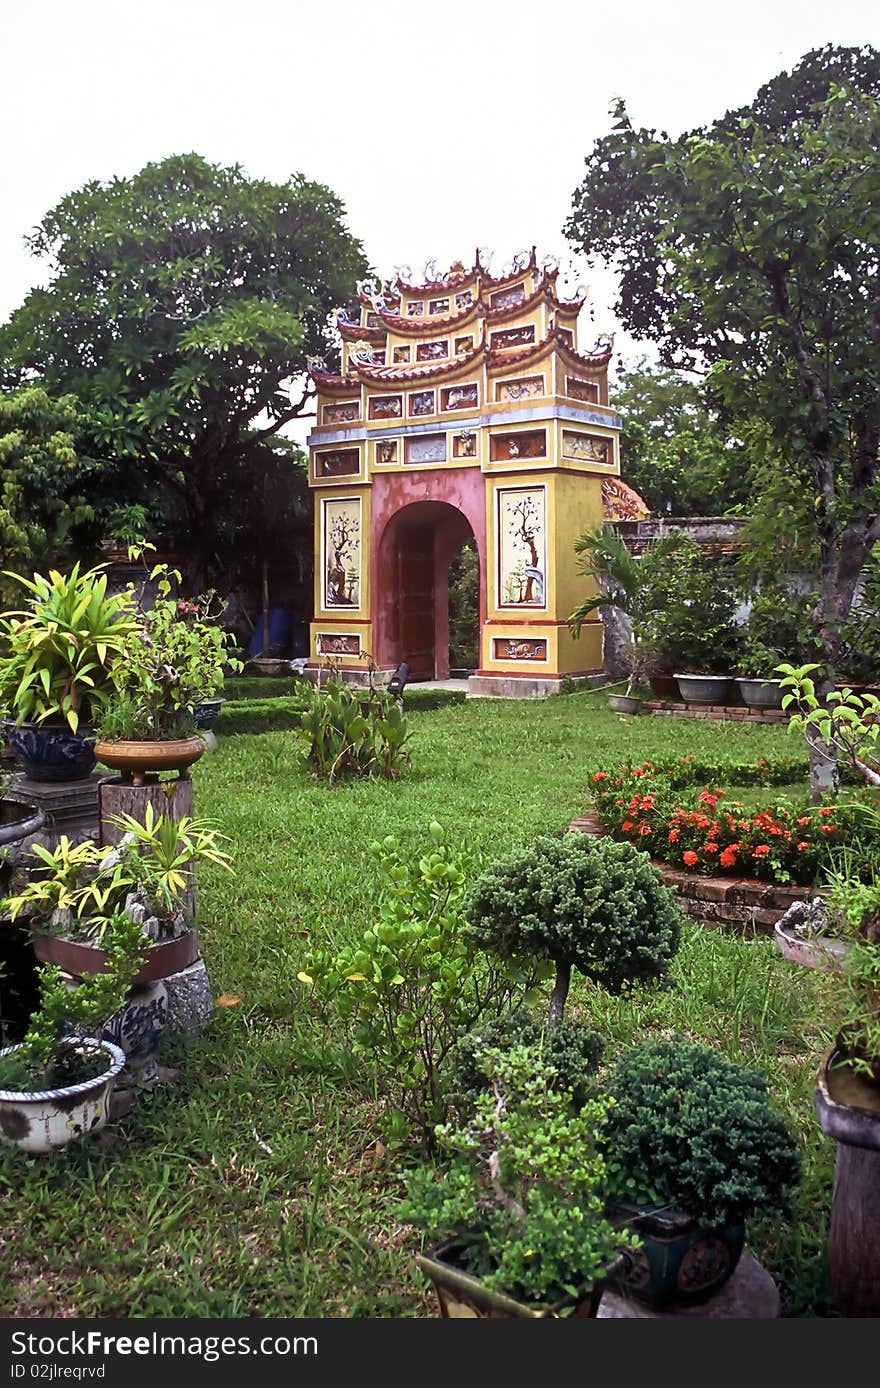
[371,468,486,677]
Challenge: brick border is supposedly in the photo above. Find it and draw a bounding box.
[569,811,812,933]
[643,700,787,726]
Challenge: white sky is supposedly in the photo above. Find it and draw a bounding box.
[2,0,878,437]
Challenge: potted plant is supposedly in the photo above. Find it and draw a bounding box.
[402,1039,635,1317]
[463,833,682,1025]
[0,563,138,782]
[635,536,741,704]
[567,528,679,712]
[94,550,241,784]
[735,586,819,710]
[5,805,233,985]
[0,906,145,1152]
[600,1037,802,1308]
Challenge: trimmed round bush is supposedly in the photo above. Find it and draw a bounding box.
[603,1037,802,1224]
[444,1012,604,1113]
[463,833,682,1023]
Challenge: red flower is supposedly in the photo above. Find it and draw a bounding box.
[753,844,771,858]
[638,823,652,836]
[797,841,810,852]
[719,847,738,868]
[819,806,834,817]
[593,771,608,782]
[683,850,699,867]
[622,821,634,832]
[820,824,837,834]
[669,829,680,843]
[704,842,719,854]
[797,815,811,827]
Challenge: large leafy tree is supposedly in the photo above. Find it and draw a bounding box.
[0,386,109,602]
[566,46,880,688]
[612,357,752,516]
[0,154,368,585]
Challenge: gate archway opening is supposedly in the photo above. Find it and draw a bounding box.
[374,500,479,681]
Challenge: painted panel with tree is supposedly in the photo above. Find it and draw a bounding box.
[497,486,546,607]
[323,497,361,609]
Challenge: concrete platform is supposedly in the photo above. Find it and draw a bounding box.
[597,1252,780,1318]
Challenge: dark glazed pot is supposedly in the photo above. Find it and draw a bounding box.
[0,798,45,847]
[192,699,225,731]
[32,926,199,986]
[3,720,96,783]
[605,1204,745,1307]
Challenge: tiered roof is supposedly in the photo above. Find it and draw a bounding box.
[311,251,606,394]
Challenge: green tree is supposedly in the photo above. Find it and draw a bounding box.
[0,387,106,600]
[612,357,751,516]
[566,46,880,698]
[0,155,368,585]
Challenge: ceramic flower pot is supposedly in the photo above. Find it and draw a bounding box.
[773,917,849,970]
[192,699,225,731]
[0,798,45,848]
[736,678,784,710]
[0,1037,125,1153]
[93,737,205,787]
[604,1204,745,1307]
[416,1241,615,1318]
[607,694,642,716]
[3,720,96,783]
[673,675,734,705]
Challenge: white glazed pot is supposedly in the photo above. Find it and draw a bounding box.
[0,1037,126,1153]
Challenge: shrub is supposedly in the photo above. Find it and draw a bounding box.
[401,1042,634,1308]
[443,1012,604,1114]
[298,823,532,1150]
[591,760,875,885]
[294,673,411,783]
[463,833,682,1023]
[602,1037,803,1224]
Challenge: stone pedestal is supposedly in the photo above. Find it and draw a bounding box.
[597,1253,780,1318]
[163,958,213,1033]
[8,771,104,849]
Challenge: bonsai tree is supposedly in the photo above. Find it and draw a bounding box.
[602,1037,802,1225]
[100,548,241,742]
[0,562,137,732]
[443,1012,604,1116]
[463,833,682,1025]
[642,536,741,675]
[401,1040,636,1312]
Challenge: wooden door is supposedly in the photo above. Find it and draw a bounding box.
[398,527,435,680]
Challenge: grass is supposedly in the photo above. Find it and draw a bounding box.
[0,689,839,1316]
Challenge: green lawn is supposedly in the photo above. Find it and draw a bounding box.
[0,691,836,1316]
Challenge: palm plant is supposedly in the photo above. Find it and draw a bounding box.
[568,529,679,697]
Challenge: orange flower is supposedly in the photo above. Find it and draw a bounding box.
[797,841,810,852]
[683,850,699,866]
[622,820,634,832]
[719,847,738,868]
[593,771,608,782]
[753,844,771,858]
[819,806,835,817]
[669,828,680,843]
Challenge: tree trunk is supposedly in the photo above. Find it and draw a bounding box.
[548,960,571,1028]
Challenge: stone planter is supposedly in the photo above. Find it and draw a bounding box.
[3,720,96,783]
[32,927,199,986]
[607,694,642,716]
[815,1047,880,1316]
[94,737,205,787]
[605,1204,745,1308]
[736,678,784,710]
[416,1241,614,1318]
[0,1037,125,1153]
[673,675,735,705]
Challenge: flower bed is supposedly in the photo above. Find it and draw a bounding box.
[590,758,874,888]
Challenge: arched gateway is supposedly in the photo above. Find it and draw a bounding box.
[306,249,633,695]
